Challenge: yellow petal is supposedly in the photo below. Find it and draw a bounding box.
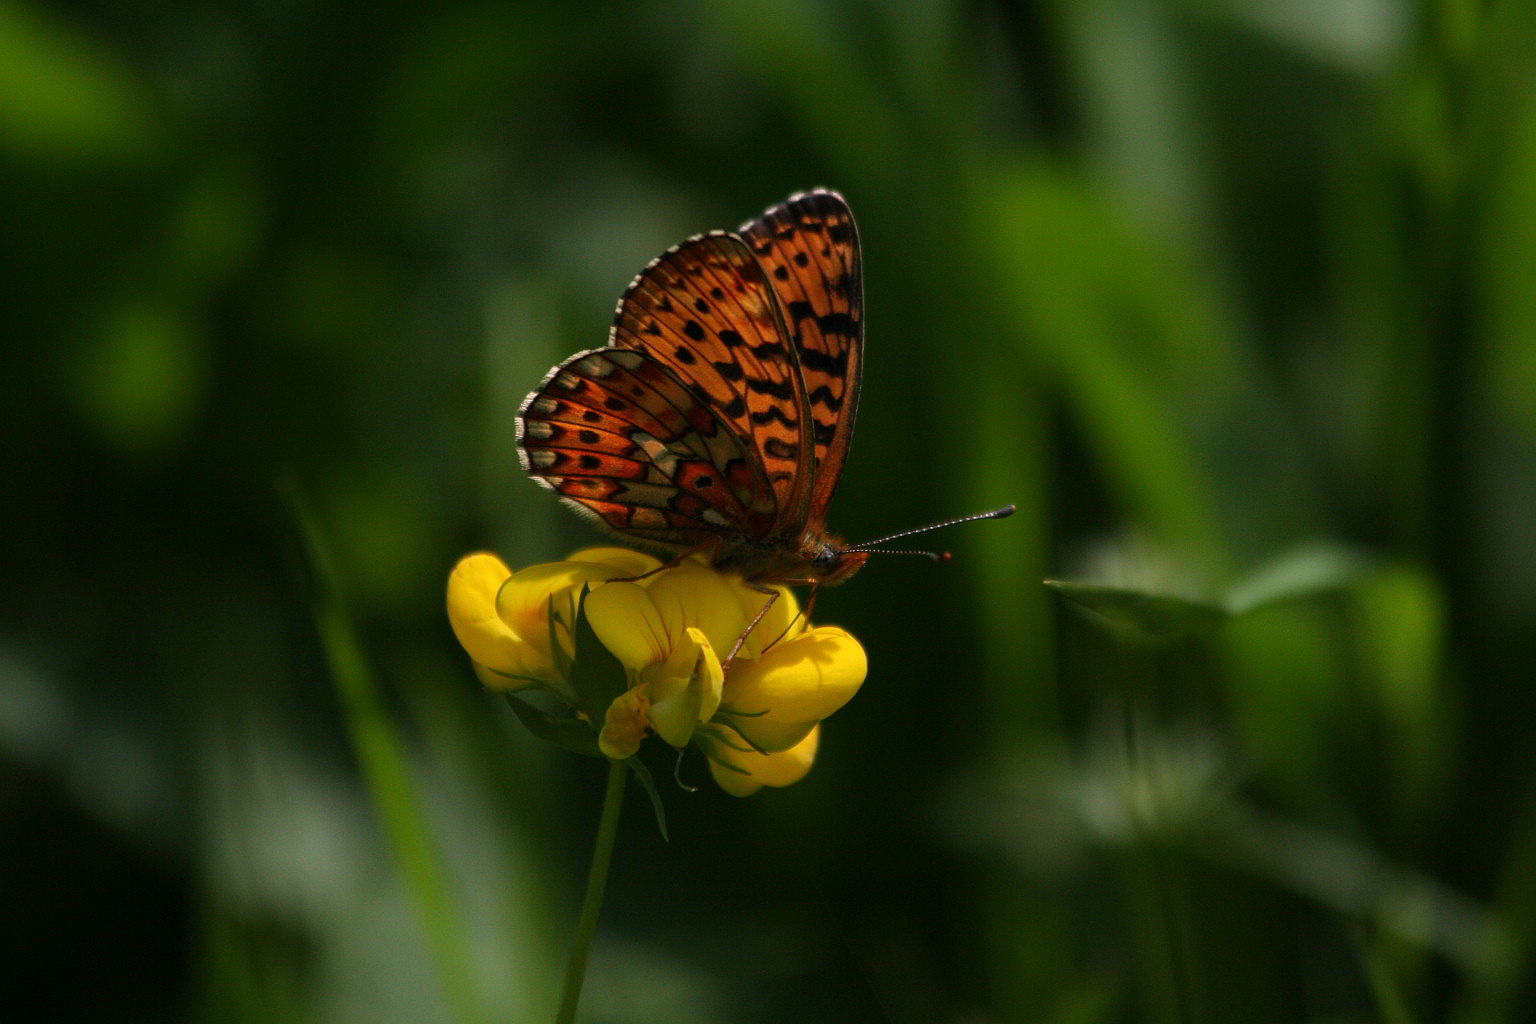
[708,726,820,797]
[498,560,621,635]
[641,566,749,657]
[583,580,669,671]
[567,546,663,578]
[446,553,547,684]
[646,627,724,747]
[725,627,867,751]
[495,559,639,668]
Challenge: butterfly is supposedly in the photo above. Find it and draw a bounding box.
[517,190,869,587]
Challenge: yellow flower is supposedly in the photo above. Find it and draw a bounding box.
[446,546,660,701]
[584,563,867,790]
[446,547,868,794]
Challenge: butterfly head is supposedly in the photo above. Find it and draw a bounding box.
[806,537,869,585]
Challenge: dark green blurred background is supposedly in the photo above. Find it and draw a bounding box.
[5,1,1536,1021]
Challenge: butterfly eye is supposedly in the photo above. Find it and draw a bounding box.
[812,548,842,573]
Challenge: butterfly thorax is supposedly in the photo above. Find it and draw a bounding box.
[715,529,869,586]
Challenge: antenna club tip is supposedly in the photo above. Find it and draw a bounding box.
[996,503,1017,518]
[938,551,953,563]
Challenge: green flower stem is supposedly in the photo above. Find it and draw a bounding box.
[556,759,627,1024]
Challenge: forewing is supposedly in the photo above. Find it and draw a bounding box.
[738,189,863,523]
[517,347,778,551]
[609,232,812,533]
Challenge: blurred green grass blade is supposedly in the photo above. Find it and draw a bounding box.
[1478,60,1536,440]
[1452,780,1536,1024]
[1120,843,1204,1024]
[1223,542,1376,616]
[1350,564,1449,820]
[194,903,306,1024]
[704,0,900,188]
[970,376,1059,738]
[0,0,164,162]
[1046,579,1227,643]
[972,165,1233,568]
[1216,804,1496,972]
[1360,931,1422,1024]
[283,479,488,1024]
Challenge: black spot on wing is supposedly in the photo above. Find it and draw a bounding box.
[746,376,794,401]
[817,312,857,337]
[798,347,847,375]
[808,384,844,411]
[750,403,797,427]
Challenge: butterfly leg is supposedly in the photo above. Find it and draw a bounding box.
[614,543,719,584]
[723,579,823,670]
[724,583,780,669]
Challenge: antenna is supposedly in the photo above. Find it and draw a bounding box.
[845,504,1016,560]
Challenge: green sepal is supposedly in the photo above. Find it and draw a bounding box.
[697,735,754,777]
[567,584,629,725]
[1045,579,1227,642]
[505,693,602,759]
[703,715,769,755]
[624,755,670,841]
[546,594,575,683]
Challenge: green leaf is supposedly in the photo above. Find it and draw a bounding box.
[567,584,629,724]
[1222,543,1375,616]
[1044,579,1228,642]
[625,756,670,841]
[505,694,602,759]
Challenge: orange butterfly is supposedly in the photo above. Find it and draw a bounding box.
[518,190,870,586]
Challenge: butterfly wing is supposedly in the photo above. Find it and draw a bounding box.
[737,190,863,526]
[607,231,814,533]
[518,191,864,575]
[517,346,778,551]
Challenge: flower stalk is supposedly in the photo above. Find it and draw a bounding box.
[445,546,870,1020]
[555,759,627,1024]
